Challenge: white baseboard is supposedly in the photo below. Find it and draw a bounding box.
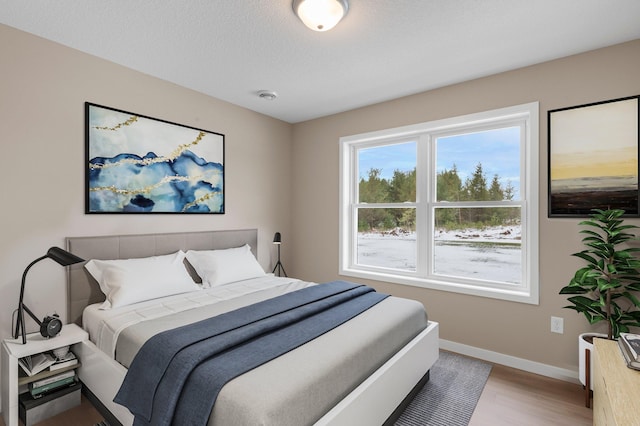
[440,339,580,384]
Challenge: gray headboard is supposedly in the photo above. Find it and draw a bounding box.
[65,229,258,326]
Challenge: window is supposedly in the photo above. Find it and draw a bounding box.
[339,103,539,304]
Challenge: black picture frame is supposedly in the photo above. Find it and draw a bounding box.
[548,95,640,217]
[85,103,225,214]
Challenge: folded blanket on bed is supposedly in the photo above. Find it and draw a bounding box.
[114,280,389,426]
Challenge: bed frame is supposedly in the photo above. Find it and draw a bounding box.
[65,229,439,426]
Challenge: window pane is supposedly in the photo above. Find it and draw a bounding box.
[357,208,416,271]
[436,127,520,201]
[358,142,416,203]
[434,207,521,284]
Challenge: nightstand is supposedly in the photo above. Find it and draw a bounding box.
[1,323,88,426]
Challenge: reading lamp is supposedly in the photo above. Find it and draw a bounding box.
[14,247,84,344]
[272,232,288,277]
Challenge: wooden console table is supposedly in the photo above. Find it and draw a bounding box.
[593,338,640,425]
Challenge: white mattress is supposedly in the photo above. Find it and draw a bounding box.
[82,275,316,359]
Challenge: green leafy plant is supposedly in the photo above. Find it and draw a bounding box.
[559,209,640,339]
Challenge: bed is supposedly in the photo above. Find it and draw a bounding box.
[65,229,439,426]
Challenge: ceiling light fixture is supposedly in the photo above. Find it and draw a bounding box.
[292,0,349,32]
[257,90,278,100]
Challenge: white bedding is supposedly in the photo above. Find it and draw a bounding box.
[82,275,316,359]
[69,231,438,425]
[82,275,433,425]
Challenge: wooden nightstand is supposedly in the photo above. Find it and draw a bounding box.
[1,324,88,426]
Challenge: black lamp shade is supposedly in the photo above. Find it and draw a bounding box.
[46,246,85,266]
[273,232,282,244]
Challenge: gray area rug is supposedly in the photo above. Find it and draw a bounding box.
[395,350,492,426]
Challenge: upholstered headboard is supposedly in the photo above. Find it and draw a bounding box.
[65,229,258,326]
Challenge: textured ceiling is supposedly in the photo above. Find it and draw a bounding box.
[1,0,640,123]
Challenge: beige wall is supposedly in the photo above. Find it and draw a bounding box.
[2,20,639,398]
[0,24,292,351]
[290,39,640,372]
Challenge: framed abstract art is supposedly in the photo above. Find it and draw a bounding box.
[86,103,224,214]
[548,95,639,217]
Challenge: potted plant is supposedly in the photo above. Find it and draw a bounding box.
[559,208,640,387]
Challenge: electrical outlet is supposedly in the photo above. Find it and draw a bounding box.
[551,316,564,334]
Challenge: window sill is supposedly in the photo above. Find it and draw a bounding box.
[339,267,538,305]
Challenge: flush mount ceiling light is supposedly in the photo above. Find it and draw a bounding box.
[292,0,349,32]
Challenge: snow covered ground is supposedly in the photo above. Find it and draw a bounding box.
[357,225,521,284]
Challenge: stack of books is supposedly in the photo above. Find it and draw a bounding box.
[49,351,78,371]
[18,351,78,376]
[617,332,640,370]
[28,369,77,398]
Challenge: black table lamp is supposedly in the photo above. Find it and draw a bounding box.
[272,232,287,277]
[14,247,85,344]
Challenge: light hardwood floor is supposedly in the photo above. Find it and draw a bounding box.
[2,362,592,426]
[470,364,592,425]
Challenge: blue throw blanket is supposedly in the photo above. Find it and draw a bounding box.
[114,281,389,426]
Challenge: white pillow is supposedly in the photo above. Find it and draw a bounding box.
[84,251,200,309]
[185,244,265,287]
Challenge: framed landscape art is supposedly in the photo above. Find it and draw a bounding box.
[86,103,225,214]
[548,95,640,217]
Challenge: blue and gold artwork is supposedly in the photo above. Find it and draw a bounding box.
[86,103,224,213]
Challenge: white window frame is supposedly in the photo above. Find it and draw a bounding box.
[339,102,539,304]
